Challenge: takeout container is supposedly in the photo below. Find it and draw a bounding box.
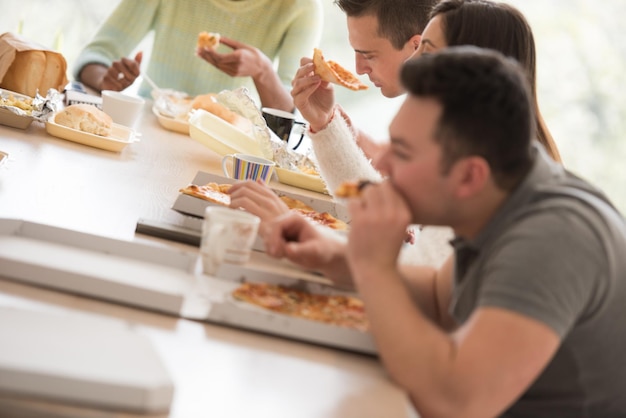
[0,88,35,129]
[46,111,139,152]
[152,105,189,134]
[0,107,34,129]
[189,108,269,157]
[275,167,328,194]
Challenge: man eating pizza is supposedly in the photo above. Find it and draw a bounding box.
[293,0,436,162]
[263,48,626,417]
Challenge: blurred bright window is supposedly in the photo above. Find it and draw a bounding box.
[2,0,624,212]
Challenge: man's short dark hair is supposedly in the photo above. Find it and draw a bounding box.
[401,46,535,190]
[334,0,437,49]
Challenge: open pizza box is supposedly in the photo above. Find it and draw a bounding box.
[173,171,349,220]
[171,171,350,250]
[0,218,377,356]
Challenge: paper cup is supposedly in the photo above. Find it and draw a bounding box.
[101,90,145,128]
[200,206,260,275]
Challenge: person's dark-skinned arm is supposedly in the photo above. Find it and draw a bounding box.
[197,37,293,112]
[78,52,143,93]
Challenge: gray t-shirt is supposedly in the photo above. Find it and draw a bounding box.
[450,144,626,417]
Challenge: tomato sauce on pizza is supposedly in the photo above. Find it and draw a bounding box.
[232,282,369,331]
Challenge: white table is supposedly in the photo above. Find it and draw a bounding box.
[0,105,415,418]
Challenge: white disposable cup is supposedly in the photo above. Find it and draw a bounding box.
[101,90,145,128]
[200,206,260,275]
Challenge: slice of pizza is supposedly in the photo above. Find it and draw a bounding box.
[279,196,348,230]
[179,182,232,206]
[232,282,369,331]
[334,180,372,198]
[312,48,368,91]
[197,31,220,50]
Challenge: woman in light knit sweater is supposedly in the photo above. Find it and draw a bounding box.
[74,0,323,111]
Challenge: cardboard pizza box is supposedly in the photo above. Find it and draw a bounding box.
[0,219,376,355]
[0,306,174,413]
[172,171,349,222]
[0,218,195,316]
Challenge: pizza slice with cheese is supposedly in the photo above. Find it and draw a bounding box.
[279,196,348,231]
[179,183,232,206]
[312,48,368,91]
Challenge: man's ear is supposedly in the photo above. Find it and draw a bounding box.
[450,156,491,199]
[408,34,421,50]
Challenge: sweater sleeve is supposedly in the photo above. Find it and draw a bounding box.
[275,0,323,89]
[309,109,383,196]
[72,0,158,80]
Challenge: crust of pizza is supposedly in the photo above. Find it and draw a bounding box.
[232,282,369,331]
[197,31,220,50]
[279,196,348,230]
[179,183,232,206]
[335,180,373,198]
[312,48,368,91]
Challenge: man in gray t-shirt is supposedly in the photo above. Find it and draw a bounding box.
[450,143,626,417]
[262,47,626,417]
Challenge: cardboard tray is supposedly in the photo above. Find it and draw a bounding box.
[0,219,376,355]
[275,166,329,195]
[0,306,174,413]
[0,89,35,129]
[46,112,139,153]
[0,218,196,315]
[189,109,271,158]
[173,171,349,222]
[152,105,189,134]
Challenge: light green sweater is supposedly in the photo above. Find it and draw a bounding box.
[73,0,323,101]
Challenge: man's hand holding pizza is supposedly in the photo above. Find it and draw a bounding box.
[263,212,353,285]
[291,57,336,133]
[345,181,412,283]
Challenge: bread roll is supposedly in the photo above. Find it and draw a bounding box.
[55,104,113,137]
